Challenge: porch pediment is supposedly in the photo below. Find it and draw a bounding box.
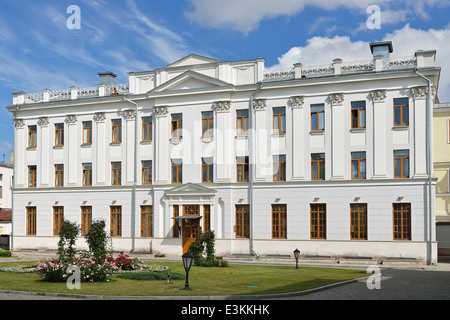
[165,183,217,197]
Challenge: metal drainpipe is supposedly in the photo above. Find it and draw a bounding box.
[249,82,262,257]
[415,70,434,265]
[123,97,139,253]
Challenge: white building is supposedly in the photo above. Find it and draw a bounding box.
[7,41,441,264]
[0,161,13,210]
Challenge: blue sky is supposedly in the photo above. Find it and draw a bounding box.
[0,0,449,162]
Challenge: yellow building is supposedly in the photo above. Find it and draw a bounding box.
[434,102,450,256]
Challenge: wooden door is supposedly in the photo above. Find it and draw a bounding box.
[182,205,200,254]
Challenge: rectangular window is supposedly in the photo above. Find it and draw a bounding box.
[272,204,287,239]
[235,205,249,238]
[53,206,64,236]
[83,121,92,145]
[28,125,37,148]
[171,159,182,184]
[350,204,368,240]
[394,150,409,178]
[202,111,214,137]
[236,156,249,182]
[273,155,286,181]
[203,205,211,233]
[202,157,214,183]
[236,110,249,135]
[110,206,122,237]
[83,163,92,186]
[142,160,152,185]
[171,114,182,139]
[141,206,153,237]
[26,207,36,236]
[28,165,37,188]
[273,107,286,134]
[351,101,366,129]
[55,123,64,146]
[310,204,326,239]
[311,153,325,180]
[111,162,122,185]
[112,119,122,143]
[0,186,2,199]
[351,152,366,179]
[142,117,152,141]
[81,206,92,236]
[393,203,411,240]
[173,205,180,238]
[311,104,325,131]
[55,164,64,187]
[394,98,409,126]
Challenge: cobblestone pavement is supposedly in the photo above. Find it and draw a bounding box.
[1,252,449,300]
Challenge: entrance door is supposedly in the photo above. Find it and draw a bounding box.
[182,205,200,254]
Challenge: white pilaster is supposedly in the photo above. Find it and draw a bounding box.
[154,106,170,184]
[39,117,50,186]
[290,96,305,181]
[95,112,107,185]
[330,93,345,180]
[67,115,78,186]
[125,109,136,185]
[214,101,233,183]
[371,89,387,179]
[411,86,429,178]
[13,119,26,187]
[253,99,268,181]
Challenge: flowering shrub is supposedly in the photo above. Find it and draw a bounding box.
[36,256,118,282]
[154,252,165,258]
[107,252,141,271]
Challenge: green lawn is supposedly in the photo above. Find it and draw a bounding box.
[0,260,367,297]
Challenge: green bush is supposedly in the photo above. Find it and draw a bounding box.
[57,220,79,262]
[116,272,184,281]
[0,249,12,257]
[188,230,228,267]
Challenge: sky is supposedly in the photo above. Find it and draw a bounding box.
[0,0,449,163]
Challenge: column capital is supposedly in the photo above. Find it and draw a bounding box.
[329,93,344,106]
[411,86,436,100]
[66,114,78,125]
[124,109,136,120]
[289,96,305,108]
[154,105,169,117]
[95,112,107,122]
[13,118,25,128]
[213,101,231,113]
[370,89,387,103]
[253,98,267,110]
[39,117,50,127]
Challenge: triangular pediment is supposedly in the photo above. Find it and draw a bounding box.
[166,183,217,196]
[150,70,232,93]
[166,54,220,68]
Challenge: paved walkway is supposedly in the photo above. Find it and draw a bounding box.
[1,251,449,300]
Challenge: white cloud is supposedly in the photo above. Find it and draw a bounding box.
[268,25,450,101]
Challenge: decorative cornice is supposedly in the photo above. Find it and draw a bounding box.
[38,117,50,127]
[370,89,387,102]
[13,118,25,128]
[329,93,344,105]
[289,96,305,108]
[95,112,107,122]
[253,99,267,110]
[66,114,78,125]
[213,101,231,113]
[154,105,169,117]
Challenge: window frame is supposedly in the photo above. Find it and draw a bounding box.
[202,157,214,183]
[202,111,214,137]
[310,104,325,131]
[350,203,368,240]
[111,119,122,143]
[236,156,249,182]
[236,109,249,135]
[141,205,153,237]
[142,117,153,141]
[393,203,411,240]
[28,125,37,148]
[53,206,64,236]
[393,98,409,127]
[273,155,286,181]
[351,152,366,180]
[55,164,64,187]
[55,123,64,147]
[310,203,326,239]
[273,107,286,134]
[203,205,211,233]
[173,205,180,238]
[81,206,92,236]
[82,163,92,186]
[110,206,122,237]
[26,207,37,236]
[171,114,183,139]
[311,153,325,180]
[111,162,122,186]
[272,204,287,239]
[28,165,37,188]
[82,121,92,145]
[235,204,250,238]
[142,160,152,185]
[171,159,182,184]
[394,150,409,178]
[351,101,366,129]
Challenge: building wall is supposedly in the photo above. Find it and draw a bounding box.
[0,164,13,209]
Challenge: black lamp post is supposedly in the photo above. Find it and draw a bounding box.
[182,252,194,290]
[294,248,300,269]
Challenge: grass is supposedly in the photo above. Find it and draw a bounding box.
[0,260,367,297]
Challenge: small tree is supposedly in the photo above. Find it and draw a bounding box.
[84,219,111,259]
[189,230,227,267]
[57,220,79,262]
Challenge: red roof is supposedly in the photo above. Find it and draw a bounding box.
[0,210,12,222]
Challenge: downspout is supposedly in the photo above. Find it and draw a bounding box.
[123,97,139,253]
[249,82,262,257]
[415,70,434,265]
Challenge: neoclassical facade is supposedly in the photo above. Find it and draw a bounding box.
[7,41,441,264]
